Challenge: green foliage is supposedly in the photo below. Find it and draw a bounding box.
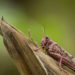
[0,0,75,75]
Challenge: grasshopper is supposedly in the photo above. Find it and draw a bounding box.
[36,35,75,71]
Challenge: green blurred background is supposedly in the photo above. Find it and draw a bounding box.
[0,0,75,75]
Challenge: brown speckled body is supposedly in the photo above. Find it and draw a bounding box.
[41,36,75,71]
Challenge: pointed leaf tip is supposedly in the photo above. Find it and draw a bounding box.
[1,16,4,20]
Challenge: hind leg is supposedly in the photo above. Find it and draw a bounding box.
[59,57,63,70]
[49,52,63,70]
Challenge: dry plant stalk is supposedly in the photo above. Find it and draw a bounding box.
[0,17,74,75]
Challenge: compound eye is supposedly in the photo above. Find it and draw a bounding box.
[46,36,48,40]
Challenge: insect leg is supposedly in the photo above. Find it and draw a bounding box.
[34,46,42,51]
[49,42,57,48]
[49,52,63,70]
[59,57,63,70]
[48,49,57,52]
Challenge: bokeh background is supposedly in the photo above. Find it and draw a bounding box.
[0,0,75,75]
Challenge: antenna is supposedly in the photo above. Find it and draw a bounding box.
[42,24,46,36]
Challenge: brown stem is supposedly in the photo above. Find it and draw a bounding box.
[0,18,74,75]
